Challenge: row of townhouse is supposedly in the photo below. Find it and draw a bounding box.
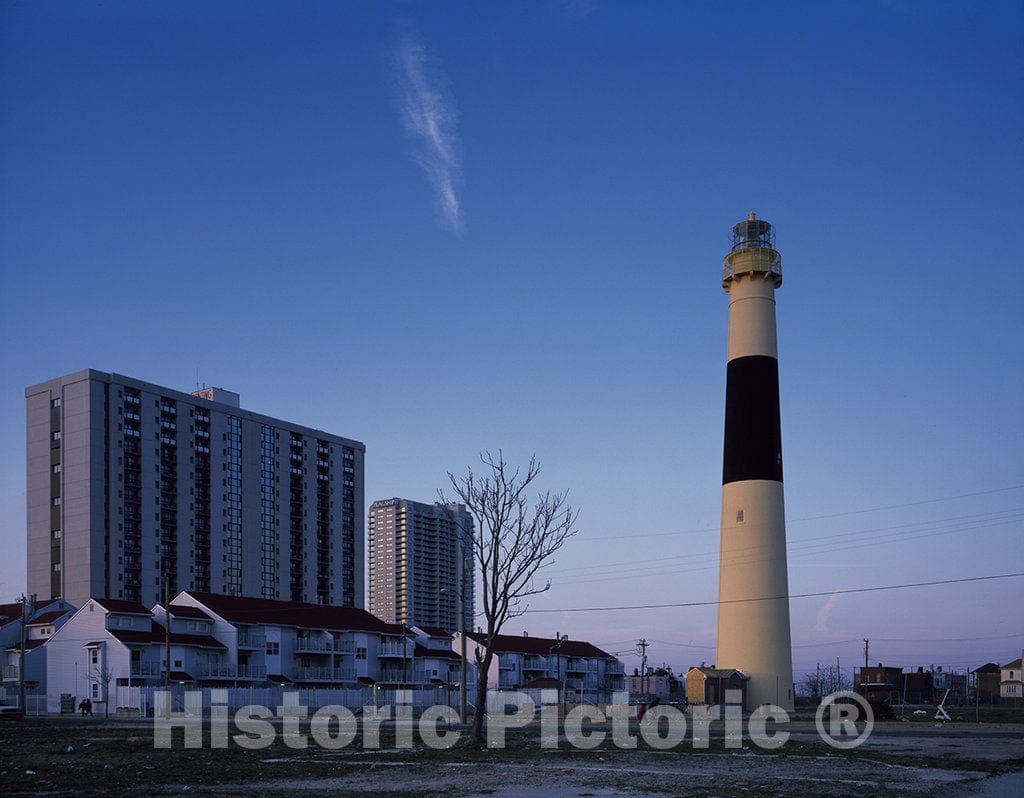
[42,592,465,713]
[0,599,76,703]
[463,631,626,704]
[855,653,1024,705]
[7,593,627,713]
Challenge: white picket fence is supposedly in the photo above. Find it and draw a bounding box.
[126,685,462,717]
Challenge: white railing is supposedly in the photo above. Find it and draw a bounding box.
[378,640,412,657]
[293,667,354,682]
[2,665,19,680]
[236,632,266,649]
[197,663,267,679]
[294,636,334,652]
[129,662,163,676]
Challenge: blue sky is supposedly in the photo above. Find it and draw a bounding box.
[2,1,1022,679]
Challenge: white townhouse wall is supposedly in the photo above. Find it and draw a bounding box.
[1001,652,1023,700]
[1,599,76,701]
[44,599,146,712]
[44,597,232,711]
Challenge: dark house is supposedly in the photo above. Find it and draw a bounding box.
[855,664,902,703]
[970,663,1001,704]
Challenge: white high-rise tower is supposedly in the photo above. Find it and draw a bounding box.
[715,213,794,711]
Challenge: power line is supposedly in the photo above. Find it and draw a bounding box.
[582,483,1024,542]
[548,510,1024,586]
[522,572,1024,614]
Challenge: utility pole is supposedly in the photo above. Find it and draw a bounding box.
[18,593,36,715]
[403,621,409,685]
[164,577,171,720]
[638,639,649,697]
[863,639,869,672]
[457,529,467,723]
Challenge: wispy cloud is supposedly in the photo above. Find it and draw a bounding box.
[392,32,463,232]
[814,592,842,634]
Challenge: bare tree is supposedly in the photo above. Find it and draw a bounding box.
[441,451,579,746]
[93,664,115,718]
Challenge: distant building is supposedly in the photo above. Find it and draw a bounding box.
[929,665,967,705]
[1001,653,1023,702]
[902,668,934,704]
[367,498,473,632]
[460,631,625,704]
[684,666,748,707]
[855,664,903,704]
[970,663,1002,704]
[627,668,683,702]
[26,369,365,609]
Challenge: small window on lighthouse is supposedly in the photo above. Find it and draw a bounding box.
[736,510,745,523]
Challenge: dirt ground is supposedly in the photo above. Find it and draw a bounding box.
[1,717,1022,796]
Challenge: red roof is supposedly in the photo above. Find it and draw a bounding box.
[417,626,452,638]
[94,598,152,615]
[156,604,213,621]
[183,592,404,634]
[27,610,68,626]
[0,602,23,625]
[109,621,225,649]
[414,643,461,660]
[468,633,615,659]
[6,638,46,652]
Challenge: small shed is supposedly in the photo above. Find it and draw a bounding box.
[685,666,749,708]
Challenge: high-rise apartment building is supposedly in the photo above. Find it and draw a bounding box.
[368,498,473,632]
[26,369,365,610]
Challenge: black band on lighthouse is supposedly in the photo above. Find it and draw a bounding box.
[723,355,783,485]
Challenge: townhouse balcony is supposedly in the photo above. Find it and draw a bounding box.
[378,640,413,658]
[196,663,267,680]
[379,668,418,683]
[523,656,548,671]
[606,661,625,675]
[236,632,266,649]
[293,666,354,682]
[294,636,335,653]
[129,661,163,677]
[2,665,20,681]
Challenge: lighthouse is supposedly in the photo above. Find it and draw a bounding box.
[715,212,794,711]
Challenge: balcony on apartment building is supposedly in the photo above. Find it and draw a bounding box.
[294,635,354,654]
[129,661,164,677]
[196,663,268,680]
[379,667,422,684]
[522,655,550,672]
[378,639,413,658]
[292,666,355,682]
[2,665,20,681]
[236,631,266,649]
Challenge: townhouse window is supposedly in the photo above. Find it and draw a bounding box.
[265,642,279,656]
[92,683,99,699]
[90,649,99,665]
[356,647,367,660]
